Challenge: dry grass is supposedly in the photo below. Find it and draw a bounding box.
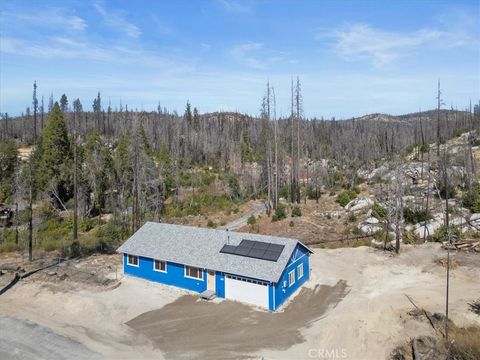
[449,326,480,360]
[391,317,480,360]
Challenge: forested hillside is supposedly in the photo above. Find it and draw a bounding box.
[0,84,479,258]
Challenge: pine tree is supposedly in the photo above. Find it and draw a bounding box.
[184,101,193,124]
[36,103,72,204]
[60,94,69,112]
[193,107,200,130]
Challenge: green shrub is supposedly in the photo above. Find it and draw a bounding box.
[38,202,60,221]
[432,224,463,243]
[336,189,357,207]
[279,185,290,199]
[306,185,321,200]
[275,204,286,220]
[373,230,394,243]
[438,180,457,199]
[247,215,256,225]
[403,207,432,224]
[207,219,216,228]
[353,186,361,194]
[291,206,302,217]
[289,220,294,227]
[371,203,387,220]
[272,204,286,222]
[347,213,357,223]
[79,218,94,232]
[463,184,480,213]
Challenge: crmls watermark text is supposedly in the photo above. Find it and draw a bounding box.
[308,348,348,359]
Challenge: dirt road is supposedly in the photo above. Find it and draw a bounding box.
[218,201,266,230]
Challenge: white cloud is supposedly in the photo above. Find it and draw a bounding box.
[319,22,478,67]
[229,42,266,69]
[4,9,87,31]
[320,23,443,66]
[217,0,251,14]
[94,2,141,38]
[0,36,195,76]
[200,43,211,51]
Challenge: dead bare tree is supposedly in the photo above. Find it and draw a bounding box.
[272,86,278,209]
[436,79,444,156]
[32,81,38,141]
[393,167,404,254]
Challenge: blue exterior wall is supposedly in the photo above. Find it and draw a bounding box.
[123,254,207,293]
[216,272,225,298]
[272,244,310,311]
[123,244,310,311]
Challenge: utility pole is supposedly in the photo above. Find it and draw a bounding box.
[28,161,33,261]
[443,148,451,351]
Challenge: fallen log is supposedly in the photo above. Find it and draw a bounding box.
[20,260,64,279]
[0,273,20,295]
[0,259,66,296]
[411,338,419,360]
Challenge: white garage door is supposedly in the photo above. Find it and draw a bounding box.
[225,274,269,309]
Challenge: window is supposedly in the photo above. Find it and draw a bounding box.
[127,255,139,266]
[297,263,304,279]
[154,259,167,272]
[185,266,203,280]
[288,270,295,286]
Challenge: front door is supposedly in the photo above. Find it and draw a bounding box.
[207,270,216,291]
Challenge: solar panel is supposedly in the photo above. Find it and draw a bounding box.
[220,244,237,254]
[234,246,251,256]
[248,248,266,259]
[220,239,284,262]
[239,239,256,248]
[252,241,269,250]
[263,250,282,261]
[267,243,284,252]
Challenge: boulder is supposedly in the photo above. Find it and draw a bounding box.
[365,217,379,224]
[405,224,415,232]
[470,213,480,222]
[414,218,443,238]
[359,224,382,235]
[346,197,374,211]
[450,217,467,227]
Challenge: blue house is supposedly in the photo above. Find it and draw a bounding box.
[117,222,313,311]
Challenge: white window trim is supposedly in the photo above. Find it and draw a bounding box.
[184,265,204,281]
[127,254,139,267]
[153,259,167,273]
[288,270,295,287]
[297,263,304,279]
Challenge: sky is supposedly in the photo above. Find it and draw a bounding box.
[0,0,479,119]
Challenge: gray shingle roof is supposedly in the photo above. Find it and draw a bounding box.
[117,222,312,283]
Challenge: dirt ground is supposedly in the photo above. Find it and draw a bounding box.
[127,281,348,359]
[237,196,359,245]
[0,244,479,359]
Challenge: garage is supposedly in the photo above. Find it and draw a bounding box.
[225,274,269,308]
